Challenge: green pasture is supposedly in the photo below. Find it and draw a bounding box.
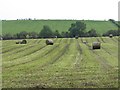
[2,20,118,35]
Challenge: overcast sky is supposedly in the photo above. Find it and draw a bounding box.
[0,0,119,20]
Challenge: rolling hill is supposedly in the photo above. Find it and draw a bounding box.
[2,20,118,35]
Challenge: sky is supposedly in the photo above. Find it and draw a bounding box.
[0,0,119,20]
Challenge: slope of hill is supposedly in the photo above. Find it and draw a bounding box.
[2,20,118,35]
[84,20,118,34]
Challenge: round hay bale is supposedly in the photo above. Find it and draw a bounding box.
[55,36,57,38]
[16,41,20,44]
[0,37,3,40]
[92,42,101,49]
[75,36,78,39]
[21,39,27,44]
[46,39,53,45]
[83,41,87,44]
[109,34,113,38]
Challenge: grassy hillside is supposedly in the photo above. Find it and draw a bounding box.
[84,20,118,34]
[2,20,118,35]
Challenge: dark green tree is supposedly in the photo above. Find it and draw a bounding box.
[17,31,28,39]
[3,33,13,40]
[65,32,69,38]
[39,25,53,38]
[88,29,98,37]
[54,30,61,38]
[68,21,86,37]
[61,31,65,38]
[29,32,38,39]
[102,30,119,36]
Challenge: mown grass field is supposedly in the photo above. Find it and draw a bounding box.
[2,20,118,35]
[2,37,118,88]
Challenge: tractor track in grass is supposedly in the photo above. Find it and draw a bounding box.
[43,38,62,56]
[101,47,112,55]
[95,37,101,42]
[92,50,117,87]
[3,40,48,61]
[3,38,63,69]
[37,40,41,44]
[4,39,59,57]
[32,39,39,44]
[2,39,35,51]
[4,44,37,56]
[3,44,47,68]
[25,38,72,72]
[116,37,119,42]
[74,38,99,87]
[80,37,84,43]
[82,38,116,87]
[2,45,25,54]
[92,50,113,70]
[3,38,59,60]
[39,38,73,68]
[95,37,115,56]
[106,37,117,43]
[111,38,117,42]
[83,38,113,70]
[118,37,120,43]
[94,37,117,68]
[80,37,82,42]
[5,45,46,61]
[2,38,118,88]
[97,37,106,43]
[112,37,118,42]
[77,39,82,55]
[2,43,21,51]
[2,39,43,54]
[37,39,42,44]
[100,37,106,43]
[2,39,36,50]
[83,39,91,49]
[74,39,83,67]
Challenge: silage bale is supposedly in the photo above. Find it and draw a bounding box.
[55,36,57,38]
[0,37,3,40]
[21,39,27,44]
[109,34,113,38]
[16,41,20,44]
[46,39,53,45]
[92,42,101,49]
[75,36,79,39]
[83,41,87,44]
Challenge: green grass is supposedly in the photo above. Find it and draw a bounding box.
[2,37,118,88]
[2,20,118,35]
[84,20,118,34]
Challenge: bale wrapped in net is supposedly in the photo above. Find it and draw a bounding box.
[109,34,113,38]
[16,41,21,44]
[75,36,79,39]
[92,42,101,49]
[21,39,27,44]
[46,39,53,45]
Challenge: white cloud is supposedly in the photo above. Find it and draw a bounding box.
[0,0,119,20]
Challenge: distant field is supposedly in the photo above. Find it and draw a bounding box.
[2,20,118,35]
[2,37,118,88]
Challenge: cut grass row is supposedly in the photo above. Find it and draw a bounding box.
[3,38,62,68]
[2,37,118,88]
[3,38,72,87]
[80,38,118,87]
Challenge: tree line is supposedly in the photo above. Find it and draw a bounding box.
[1,21,119,40]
